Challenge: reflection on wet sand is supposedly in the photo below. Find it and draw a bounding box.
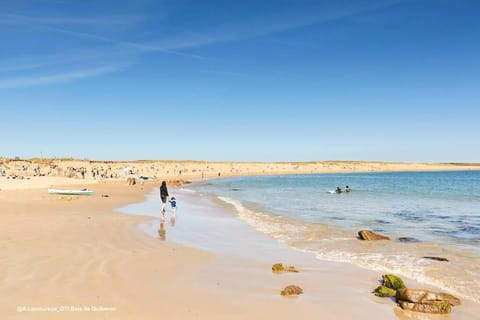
[158,212,177,240]
[158,221,166,240]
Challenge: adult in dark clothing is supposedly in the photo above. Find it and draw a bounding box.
[160,181,169,215]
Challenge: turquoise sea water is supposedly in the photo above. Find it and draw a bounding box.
[191,171,480,302]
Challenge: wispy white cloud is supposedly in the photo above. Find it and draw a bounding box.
[21,23,205,60]
[0,0,403,89]
[148,0,404,50]
[0,65,123,89]
[22,0,400,62]
[0,50,123,73]
[0,13,140,26]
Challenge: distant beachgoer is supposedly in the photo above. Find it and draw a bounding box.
[160,181,169,215]
[335,187,342,194]
[140,177,145,190]
[169,196,177,213]
[345,185,350,193]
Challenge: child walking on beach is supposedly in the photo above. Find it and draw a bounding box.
[169,196,177,213]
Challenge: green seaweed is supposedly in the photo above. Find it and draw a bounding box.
[383,274,406,290]
[374,285,397,297]
[433,300,452,313]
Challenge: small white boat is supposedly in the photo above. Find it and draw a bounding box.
[48,188,93,196]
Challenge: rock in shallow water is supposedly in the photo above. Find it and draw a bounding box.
[358,230,390,240]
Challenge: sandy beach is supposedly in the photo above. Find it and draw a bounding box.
[1,161,480,319]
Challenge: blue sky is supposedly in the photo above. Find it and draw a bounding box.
[0,0,479,162]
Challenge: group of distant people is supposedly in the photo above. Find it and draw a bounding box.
[335,185,351,194]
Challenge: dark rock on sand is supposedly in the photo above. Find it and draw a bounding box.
[358,230,390,240]
[397,237,420,243]
[422,256,449,262]
[280,285,303,296]
[272,263,299,274]
[374,285,397,297]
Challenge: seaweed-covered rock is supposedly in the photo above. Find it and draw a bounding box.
[358,230,390,240]
[272,263,299,274]
[383,274,406,290]
[398,300,451,314]
[374,285,397,297]
[280,285,303,296]
[372,276,460,314]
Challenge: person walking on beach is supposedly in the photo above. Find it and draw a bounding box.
[160,180,169,218]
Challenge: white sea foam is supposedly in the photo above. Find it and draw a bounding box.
[217,196,307,242]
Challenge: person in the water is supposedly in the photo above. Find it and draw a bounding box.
[345,185,350,193]
[335,187,342,194]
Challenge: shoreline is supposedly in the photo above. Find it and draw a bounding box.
[119,184,480,319]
